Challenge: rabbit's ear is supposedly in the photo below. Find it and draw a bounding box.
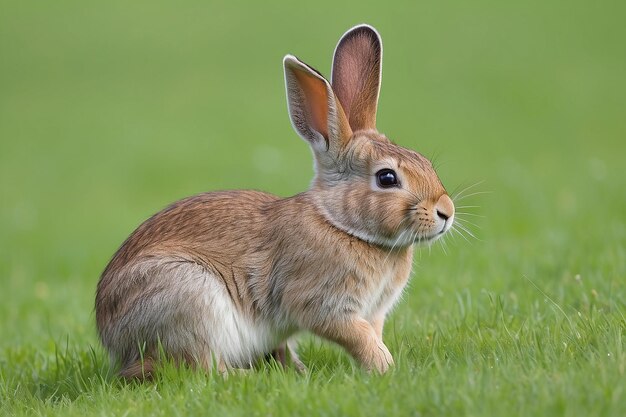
[284,55,352,153]
[331,24,382,132]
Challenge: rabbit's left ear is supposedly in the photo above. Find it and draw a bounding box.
[284,55,352,154]
[331,24,382,132]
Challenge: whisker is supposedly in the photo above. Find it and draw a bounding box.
[451,225,472,244]
[449,228,463,244]
[450,181,478,198]
[454,205,481,210]
[455,222,481,242]
[429,149,444,169]
[455,212,485,218]
[449,224,462,239]
[436,231,447,254]
[439,234,449,255]
[455,217,481,229]
[382,228,409,266]
[415,242,423,262]
[451,180,485,200]
[453,191,493,202]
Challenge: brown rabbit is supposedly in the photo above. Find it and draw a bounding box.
[96,24,455,379]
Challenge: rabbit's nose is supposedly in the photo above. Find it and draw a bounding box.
[435,194,455,221]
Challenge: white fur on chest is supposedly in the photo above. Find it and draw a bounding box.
[360,266,407,320]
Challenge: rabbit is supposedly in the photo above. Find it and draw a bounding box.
[95,24,455,380]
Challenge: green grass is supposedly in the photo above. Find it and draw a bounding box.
[1,0,625,416]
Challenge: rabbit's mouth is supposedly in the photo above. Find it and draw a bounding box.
[439,215,454,235]
[413,223,453,245]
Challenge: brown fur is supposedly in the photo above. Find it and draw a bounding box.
[95,24,455,379]
[119,357,155,381]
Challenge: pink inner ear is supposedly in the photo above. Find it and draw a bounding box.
[334,43,364,119]
[332,30,381,131]
[293,69,329,139]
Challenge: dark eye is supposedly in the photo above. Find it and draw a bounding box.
[376,169,399,188]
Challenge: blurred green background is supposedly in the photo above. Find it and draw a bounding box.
[0,0,625,414]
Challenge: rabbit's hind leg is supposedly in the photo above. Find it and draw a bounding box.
[119,356,155,381]
[269,338,306,373]
[108,258,230,379]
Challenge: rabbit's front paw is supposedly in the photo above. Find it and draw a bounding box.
[369,340,394,374]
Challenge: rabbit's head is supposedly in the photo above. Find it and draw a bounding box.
[284,25,454,248]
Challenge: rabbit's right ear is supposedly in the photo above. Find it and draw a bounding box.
[331,25,382,132]
[284,55,352,154]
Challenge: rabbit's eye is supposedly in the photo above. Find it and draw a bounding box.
[376,169,399,188]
